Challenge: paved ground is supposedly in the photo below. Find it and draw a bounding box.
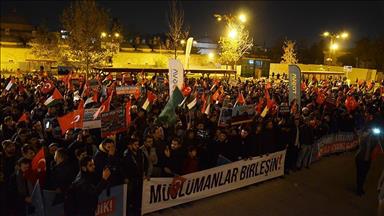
[148,152,383,216]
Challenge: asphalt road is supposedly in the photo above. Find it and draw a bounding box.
[148,152,383,216]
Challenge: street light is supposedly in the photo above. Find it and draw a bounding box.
[101,32,107,38]
[180,39,186,45]
[114,32,120,38]
[238,14,246,23]
[208,52,215,59]
[341,32,348,39]
[322,31,349,65]
[228,28,238,39]
[330,43,339,51]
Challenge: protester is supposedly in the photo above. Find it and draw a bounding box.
[0,71,383,215]
[64,156,111,216]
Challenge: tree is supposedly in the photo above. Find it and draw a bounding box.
[29,24,60,61]
[281,40,298,64]
[218,17,253,67]
[61,0,112,77]
[167,0,189,59]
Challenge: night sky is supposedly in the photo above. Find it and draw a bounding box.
[1,0,383,47]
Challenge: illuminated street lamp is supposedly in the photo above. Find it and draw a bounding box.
[114,32,120,38]
[238,14,247,23]
[322,31,349,65]
[330,43,339,51]
[101,32,107,38]
[180,39,186,45]
[228,28,238,39]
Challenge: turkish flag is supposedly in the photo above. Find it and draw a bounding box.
[41,80,55,94]
[316,92,326,105]
[58,111,75,135]
[73,99,84,129]
[93,91,113,120]
[125,100,131,127]
[236,92,245,105]
[345,96,358,112]
[30,148,46,185]
[18,113,29,123]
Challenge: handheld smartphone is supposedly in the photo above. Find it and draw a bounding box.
[45,121,50,129]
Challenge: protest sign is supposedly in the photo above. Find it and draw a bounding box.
[101,108,126,138]
[42,184,127,216]
[231,104,255,125]
[218,107,232,127]
[288,65,301,109]
[142,150,286,214]
[311,132,359,161]
[116,85,138,95]
[83,108,101,129]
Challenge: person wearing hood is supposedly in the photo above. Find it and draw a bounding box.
[64,155,111,216]
[93,138,124,187]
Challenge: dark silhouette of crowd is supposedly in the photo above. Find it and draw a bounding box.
[0,72,383,215]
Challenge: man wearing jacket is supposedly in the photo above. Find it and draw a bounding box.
[64,155,111,216]
[296,118,315,169]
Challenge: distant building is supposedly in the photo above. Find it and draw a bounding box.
[0,9,36,47]
[194,37,218,55]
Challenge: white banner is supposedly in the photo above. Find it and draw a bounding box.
[142,150,286,214]
[184,37,194,69]
[168,59,184,96]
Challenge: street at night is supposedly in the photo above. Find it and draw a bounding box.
[151,152,382,216]
[1,1,383,216]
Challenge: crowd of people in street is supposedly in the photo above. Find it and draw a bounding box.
[0,71,383,215]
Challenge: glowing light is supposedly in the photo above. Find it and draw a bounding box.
[228,29,238,39]
[238,14,247,23]
[323,32,330,37]
[341,32,349,39]
[330,43,339,50]
[101,32,107,38]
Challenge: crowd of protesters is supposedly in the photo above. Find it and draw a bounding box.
[0,70,383,215]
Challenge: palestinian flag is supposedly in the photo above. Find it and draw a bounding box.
[157,87,184,125]
[201,94,211,115]
[44,88,63,107]
[235,91,245,106]
[142,91,157,111]
[186,92,197,110]
[5,78,15,91]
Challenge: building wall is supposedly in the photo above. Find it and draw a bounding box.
[270,63,377,83]
[0,46,219,72]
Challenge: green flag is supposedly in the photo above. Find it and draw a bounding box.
[157,87,184,125]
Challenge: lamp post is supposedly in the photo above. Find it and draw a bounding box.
[100,31,121,66]
[322,31,349,65]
